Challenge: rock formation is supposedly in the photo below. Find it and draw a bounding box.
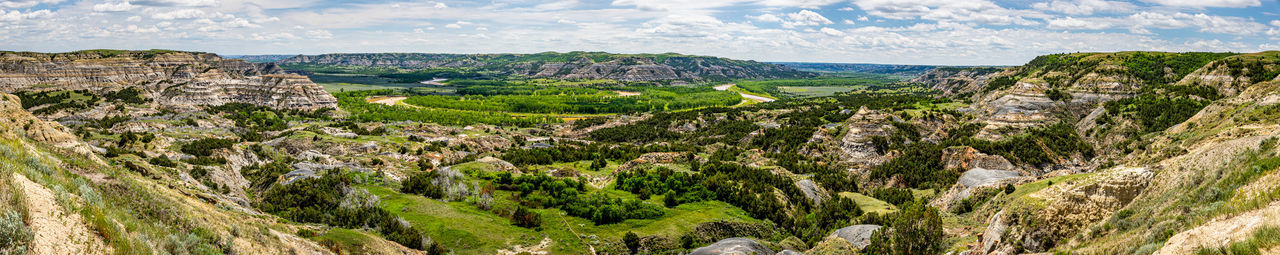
[277,52,812,81]
[689,238,776,255]
[0,50,337,110]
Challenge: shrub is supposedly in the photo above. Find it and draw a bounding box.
[623,231,640,254]
[864,201,945,255]
[511,207,541,229]
[0,209,32,255]
[296,229,316,238]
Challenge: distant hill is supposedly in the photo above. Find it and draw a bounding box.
[274,52,814,81]
[224,54,295,63]
[771,62,941,77]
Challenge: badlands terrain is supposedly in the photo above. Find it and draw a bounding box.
[0,49,1278,255]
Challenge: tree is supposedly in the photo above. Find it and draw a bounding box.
[623,231,640,254]
[866,201,945,255]
[663,190,678,208]
[1004,184,1016,194]
[591,157,607,171]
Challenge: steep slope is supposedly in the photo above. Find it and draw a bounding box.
[910,67,1006,97]
[0,50,337,110]
[277,52,813,81]
[938,52,1280,255]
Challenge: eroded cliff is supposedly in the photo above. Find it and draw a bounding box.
[0,50,337,110]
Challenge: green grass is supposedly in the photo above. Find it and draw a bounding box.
[311,74,452,93]
[314,228,378,254]
[365,182,759,254]
[840,192,897,214]
[778,86,865,97]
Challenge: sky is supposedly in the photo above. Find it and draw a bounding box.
[0,0,1277,65]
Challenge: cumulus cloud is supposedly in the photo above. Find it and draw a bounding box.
[0,0,63,8]
[747,13,783,23]
[126,15,141,22]
[93,1,136,12]
[783,10,832,28]
[1271,20,1279,27]
[152,9,215,20]
[1032,0,1135,15]
[0,9,52,22]
[1141,0,1260,8]
[757,0,843,9]
[1046,17,1115,30]
[131,0,217,7]
[819,27,844,36]
[853,0,1042,26]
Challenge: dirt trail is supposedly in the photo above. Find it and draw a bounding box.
[612,91,641,97]
[1154,201,1280,255]
[13,173,109,255]
[367,96,411,107]
[714,84,775,103]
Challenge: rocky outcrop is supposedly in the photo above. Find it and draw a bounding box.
[689,238,775,255]
[827,225,882,249]
[910,67,1005,96]
[838,107,895,167]
[981,166,1153,254]
[277,52,812,81]
[0,50,337,110]
[941,147,1015,171]
[795,179,830,206]
[932,168,1025,211]
[0,93,96,157]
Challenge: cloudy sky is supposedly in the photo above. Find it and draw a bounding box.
[0,0,1277,65]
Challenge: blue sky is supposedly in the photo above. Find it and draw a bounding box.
[0,0,1277,65]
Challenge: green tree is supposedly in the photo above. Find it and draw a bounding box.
[865,201,945,255]
[623,231,640,254]
[663,190,678,208]
[591,157,607,171]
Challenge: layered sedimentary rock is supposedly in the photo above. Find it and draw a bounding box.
[0,50,336,110]
[911,67,1005,96]
[278,52,811,81]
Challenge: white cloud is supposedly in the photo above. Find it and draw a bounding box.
[445,23,461,29]
[1182,13,1268,35]
[1046,17,1115,30]
[842,19,854,24]
[152,9,214,20]
[783,10,832,28]
[1270,20,1280,27]
[434,2,447,9]
[757,0,843,9]
[853,0,1043,26]
[1141,0,1260,8]
[305,29,331,39]
[557,19,576,24]
[1032,0,1135,16]
[92,1,136,12]
[748,13,783,23]
[0,0,63,8]
[819,27,844,36]
[534,0,576,10]
[0,9,52,22]
[126,16,141,22]
[130,0,217,7]
[857,16,869,21]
